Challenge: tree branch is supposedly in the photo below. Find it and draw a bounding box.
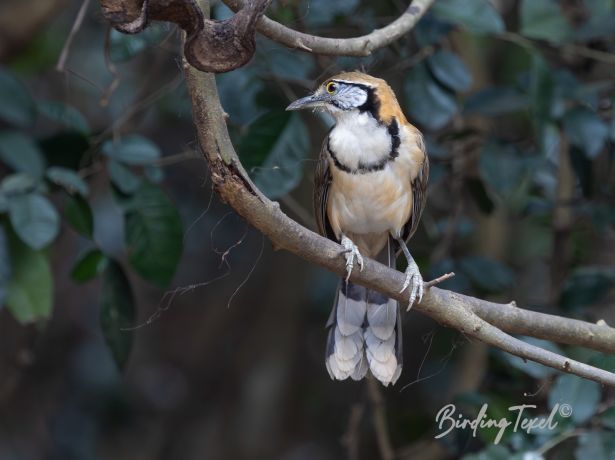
[181,48,615,388]
[100,0,272,72]
[95,0,615,387]
[222,0,435,56]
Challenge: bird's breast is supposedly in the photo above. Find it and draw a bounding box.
[327,164,413,248]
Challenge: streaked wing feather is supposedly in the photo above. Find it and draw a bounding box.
[402,143,429,243]
[313,137,336,241]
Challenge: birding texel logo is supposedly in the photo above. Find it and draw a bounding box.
[434,403,572,444]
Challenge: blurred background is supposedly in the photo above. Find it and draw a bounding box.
[1,0,615,458]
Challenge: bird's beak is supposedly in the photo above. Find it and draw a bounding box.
[286,92,328,111]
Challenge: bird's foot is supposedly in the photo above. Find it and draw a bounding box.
[340,235,364,282]
[400,261,424,311]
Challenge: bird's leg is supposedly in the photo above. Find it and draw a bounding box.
[340,234,364,282]
[395,236,424,310]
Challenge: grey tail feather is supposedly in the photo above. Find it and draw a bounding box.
[325,237,402,386]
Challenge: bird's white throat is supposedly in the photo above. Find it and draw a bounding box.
[328,111,391,171]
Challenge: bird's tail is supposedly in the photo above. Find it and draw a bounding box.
[325,239,402,386]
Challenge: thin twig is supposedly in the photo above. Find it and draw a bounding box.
[56,0,91,72]
[425,272,455,289]
[101,26,121,107]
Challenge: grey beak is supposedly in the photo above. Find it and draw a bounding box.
[286,93,327,111]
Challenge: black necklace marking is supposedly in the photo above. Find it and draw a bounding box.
[327,117,401,175]
[356,84,381,120]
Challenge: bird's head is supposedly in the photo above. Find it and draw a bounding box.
[286,71,394,120]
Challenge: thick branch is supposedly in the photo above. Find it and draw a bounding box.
[465,297,615,355]
[223,0,435,56]
[182,63,615,386]
[100,0,272,72]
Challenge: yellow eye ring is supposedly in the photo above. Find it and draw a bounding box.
[326,82,337,94]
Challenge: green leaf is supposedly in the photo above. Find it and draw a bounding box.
[1,173,37,196]
[427,50,472,92]
[46,166,89,196]
[8,193,60,249]
[101,135,161,165]
[589,353,615,373]
[432,0,505,34]
[459,256,515,292]
[5,235,53,323]
[144,165,164,183]
[0,131,45,178]
[575,9,615,41]
[107,159,141,194]
[100,260,135,368]
[71,248,107,283]
[529,53,556,126]
[252,113,311,199]
[0,192,7,213]
[585,0,615,19]
[303,0,360,27]
[415,15,454,47]
[256,43,315,81]
[563,108,609,159]
[464,87,530,116]
[0,67,36,127]
[109,24,168,62]
[548,374,601,424]
[501,337,564,379]
[0,225,10,307]
[465,177,495,214]
[405,63,457,130]
[575,431,609,460]
[64,194,94,238]
[121,182,183,287]
[479,143,528,197]
[520,0,572,44]
[239,111,290,171]
[216,69,264,125]
[539,123,561,158]
[561,266,615,310]
[37,101,90,134]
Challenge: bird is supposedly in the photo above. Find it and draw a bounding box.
[286,71,429,386]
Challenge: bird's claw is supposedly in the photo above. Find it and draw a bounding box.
[400,262,424,311]
[341,236,363,282]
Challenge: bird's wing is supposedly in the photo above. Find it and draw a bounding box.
[402,142,429,243]
[313,137,336,241]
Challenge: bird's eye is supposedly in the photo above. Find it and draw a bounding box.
[326,82,338,94]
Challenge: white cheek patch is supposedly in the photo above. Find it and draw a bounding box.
[337,86,368,110]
